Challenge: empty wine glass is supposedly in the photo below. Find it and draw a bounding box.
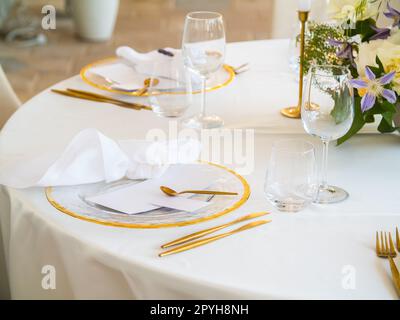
[264,139,318,212]
[181,11,226,129]
[301,65,354,204]
[148,61,193,118]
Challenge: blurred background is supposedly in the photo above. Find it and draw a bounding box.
[0,0,331,101]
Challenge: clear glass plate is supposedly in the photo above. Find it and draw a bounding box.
[45,162,250,228]
[80,57,235,96]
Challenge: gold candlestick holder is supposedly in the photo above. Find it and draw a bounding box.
[281,11,309,119]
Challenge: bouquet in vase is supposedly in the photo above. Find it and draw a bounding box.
[304,0,400,144]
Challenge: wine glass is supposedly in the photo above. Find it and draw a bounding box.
[148,61,193,118]
[181,11,226,129]
[301,65,354,204]
[264,139,318,212]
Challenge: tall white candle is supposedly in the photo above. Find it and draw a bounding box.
[298,0,312,11]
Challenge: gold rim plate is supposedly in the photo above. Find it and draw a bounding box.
[80,57,235,96]
[45,162,250,229]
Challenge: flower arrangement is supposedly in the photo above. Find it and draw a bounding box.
[304,0,400,144]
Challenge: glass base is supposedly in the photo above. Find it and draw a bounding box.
[181,114,224,129]
[154,110,186,118]
[151,105,187,118]
[271,198,310,212]
[314,185,349,204]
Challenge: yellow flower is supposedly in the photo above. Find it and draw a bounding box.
[384,58,400,95]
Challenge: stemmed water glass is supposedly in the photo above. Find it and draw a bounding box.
[181,11,226,129]
[301,65,354,203]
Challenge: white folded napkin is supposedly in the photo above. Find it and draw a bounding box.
[0,128,201,188]
[116,46,183,79]
[112,46,202,91]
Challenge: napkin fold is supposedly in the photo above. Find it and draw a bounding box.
[114,46,202,90]
[116,46,184,79]
[0,128,201,188]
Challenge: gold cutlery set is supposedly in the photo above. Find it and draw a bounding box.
[159,211,271,257]
[376,227,400,297]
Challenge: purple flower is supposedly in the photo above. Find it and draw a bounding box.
[349,67,397,112]
[328,39,356,67]
[370,25,391,40]
[384,2,400,27]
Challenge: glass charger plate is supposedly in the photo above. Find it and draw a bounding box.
[45,162,250,228]
[80,57,235,96]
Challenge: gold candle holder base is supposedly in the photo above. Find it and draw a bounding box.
[280,106,301,118]
[280,10,309,119]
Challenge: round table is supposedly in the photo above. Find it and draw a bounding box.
[1,39,399,299]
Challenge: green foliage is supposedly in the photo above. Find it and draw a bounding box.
[347,18,377,42]
[337,97,365,145]
[303,22,346,74]
[331,90,352,125]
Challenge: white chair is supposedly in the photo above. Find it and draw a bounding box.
[0,64,20,129]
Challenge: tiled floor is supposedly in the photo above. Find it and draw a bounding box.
[0,0,277,102]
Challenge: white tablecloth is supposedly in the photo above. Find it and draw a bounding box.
[0,39,399,299]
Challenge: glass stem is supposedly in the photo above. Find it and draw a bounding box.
[200,75,206,117]
[321,139,329,190]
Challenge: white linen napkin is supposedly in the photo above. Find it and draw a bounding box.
[116,46,184,79]
[101,46,201,91]
[0,128,201,188]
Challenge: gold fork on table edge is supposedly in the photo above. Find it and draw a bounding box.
[51,89,152,111]
[376,231,400,297]
[159,219,271,257]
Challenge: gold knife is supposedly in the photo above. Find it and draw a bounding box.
[51,89,152,110]
[161,211,269,248]
[66,88,150,110]
[159,220,271,257]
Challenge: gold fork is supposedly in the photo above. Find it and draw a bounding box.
[397,227,399,252]
[376,231,397,258]
[376,231,400,297]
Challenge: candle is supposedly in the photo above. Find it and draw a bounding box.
[298,0,312,11]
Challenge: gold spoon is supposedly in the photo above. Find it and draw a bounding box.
[161,211,270,248]
[136,78,160,96]
[159,220,271,257]
[160,186,238,197]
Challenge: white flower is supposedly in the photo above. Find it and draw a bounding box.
[356,29,400,94]
[328,0,379,22]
